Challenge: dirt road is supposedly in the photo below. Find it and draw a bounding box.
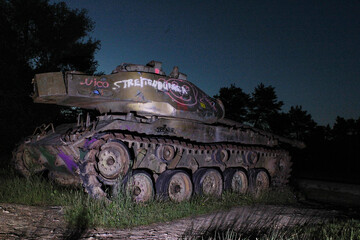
[0,203,342,240]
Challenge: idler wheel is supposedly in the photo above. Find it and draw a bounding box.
[245,151,258,165]
[156,170,193,202]
[249,168,270,197]
[223,168,248,194]
[124,170,154,203]
[97,141,131,179]
[12,144,44,177]
[22,148,34,170]
[193,168,223,197]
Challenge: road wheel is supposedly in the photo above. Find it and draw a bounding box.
[193,168,223,197]
[249,168,270,197]
[124,170,154,203]
[79,136,132,200]
[97,140,131,179]
[223,168,248,194]
[156,170,193,202]
[272,153,292,187]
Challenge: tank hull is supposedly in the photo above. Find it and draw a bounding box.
[13,113,294,200]
[13,61,302,202]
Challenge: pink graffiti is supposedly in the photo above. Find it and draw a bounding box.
[80,78,109,88]
[163,78,198,106]
[200,95,218,111]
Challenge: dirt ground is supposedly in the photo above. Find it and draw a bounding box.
[0,202,345,240]
[1,174,359,240]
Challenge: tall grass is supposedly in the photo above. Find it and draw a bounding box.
[182,219,360,240]
[0,166,299,228]
[0,167,84,206]
[1,166,359,240]
[63,191,291,229]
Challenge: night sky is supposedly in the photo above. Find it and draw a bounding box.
[52,0,360,126]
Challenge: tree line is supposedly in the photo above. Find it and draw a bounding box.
[215,83,320,141]
[216,84,360,182]
[0,0,99,150]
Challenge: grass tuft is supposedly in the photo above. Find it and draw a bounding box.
[1,166,359,240]
[0,172,80,206]
[182,219,360,240]
[0,166,300,228]
[61,188,298,229]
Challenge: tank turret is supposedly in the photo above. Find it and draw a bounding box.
[33,61,225,123]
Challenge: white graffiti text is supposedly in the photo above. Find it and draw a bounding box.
[112,77,188,95]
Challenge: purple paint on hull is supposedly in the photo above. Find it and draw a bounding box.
[84,138,97,149]
[58,150,78,173]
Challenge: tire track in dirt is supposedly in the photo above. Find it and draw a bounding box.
[0,203,341,239]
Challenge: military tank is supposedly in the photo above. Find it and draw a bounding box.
[12,60,304,202]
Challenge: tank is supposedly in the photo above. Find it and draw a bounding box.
[12,60,304,202]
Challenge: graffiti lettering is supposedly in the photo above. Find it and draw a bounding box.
[80,78,109,88]
[79,75,219,111]
[113,77,188,95]
[165,79,198,106]
[111,76,221,109]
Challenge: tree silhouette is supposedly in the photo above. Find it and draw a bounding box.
[214,83,360,183]
[267,112,292,136]
[1,0,99,76]
[287,105,317,140]
[248,83,284,131]
[333,116,360,136]
[214,84,250,123]
[0,0,100,151]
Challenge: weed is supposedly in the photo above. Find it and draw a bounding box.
[2,166,358,240]
[60,188,298,229]
[0,166,83,206]
[182,218,360,240]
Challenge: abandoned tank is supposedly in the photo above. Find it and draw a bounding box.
[12,60,304,202]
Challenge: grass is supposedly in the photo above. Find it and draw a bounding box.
[0,166,84,206]
[182,219,360,240]
[0,165,297,228]
[62,188,299,229]
[1,165,359,239]
[62,192,279,229]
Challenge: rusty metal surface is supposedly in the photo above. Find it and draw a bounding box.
[32,62,225,123]
[33,72,66,99]
[12,60,303,202]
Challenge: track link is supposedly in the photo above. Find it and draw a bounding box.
[78,131,292,200]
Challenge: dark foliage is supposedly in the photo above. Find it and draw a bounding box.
[0,0,100,152]
[214,84,250,123]
[270,105,317,140]
[215,84,360,183]
[248,83,284,131]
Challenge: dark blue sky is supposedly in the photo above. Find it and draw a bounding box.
[54,0,360,126]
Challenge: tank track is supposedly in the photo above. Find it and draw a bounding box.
[12,144,31,177]
[79,130,292,200]
[12,143,46,177]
